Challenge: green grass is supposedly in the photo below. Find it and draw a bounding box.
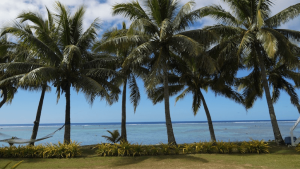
[0,143,299,169]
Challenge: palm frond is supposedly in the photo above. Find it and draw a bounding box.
[265,3,300,28]
[172,1,197,32]
[192,90,201,114]
[128,74,140,112]
[175,87,190,104]
[256,28,278,58]
[113,1,149,20]
[123,41,158,68]
[62,45,82,68]
[73,75,111,105]
[169,34,202,56]
[198,5,240,26]
[19,67,59,86]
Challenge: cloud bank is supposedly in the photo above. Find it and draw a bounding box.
[0,0,299,35]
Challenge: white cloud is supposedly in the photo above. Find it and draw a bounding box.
[0,0,298,34]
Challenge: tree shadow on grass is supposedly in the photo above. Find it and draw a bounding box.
[108,154,209,167]
[0,158,48,164]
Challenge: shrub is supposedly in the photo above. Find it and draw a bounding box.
[201,142,216,153]
[160,143,171,155]
[150,146,160,155]
[131,144,143,157]
[172,145,181,155]
[117,141,132,156]
[183,144,193,154]
[214,141,237,154]
[143,146,151,155]
[240,140,269,154]
[0,141,81,158]
[95,140,270,157]
[295,144,300,153]
[96,143,112,157]
[43,141,81,158]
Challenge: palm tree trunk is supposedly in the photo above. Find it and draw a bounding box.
[256,44,284,145]
[199,90,216,142]
[29,85,47,146]
[162,47,176,145]
[121,78,127,142]
[64,83,71,144]
[0,88,7,108]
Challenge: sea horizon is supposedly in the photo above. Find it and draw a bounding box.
[0,119,297,126]
[1,120,299,146]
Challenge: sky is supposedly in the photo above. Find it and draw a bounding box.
[1,0,300,124]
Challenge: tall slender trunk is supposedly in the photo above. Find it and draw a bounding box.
[29,85,47,146]
[256,43,284,144]
[162,47,176,145]
[64,83,71,144]
[0,88,8,108]
[199,90,216,142]
[121,78,127,142]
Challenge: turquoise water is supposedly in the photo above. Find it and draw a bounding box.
[0,121,299,147]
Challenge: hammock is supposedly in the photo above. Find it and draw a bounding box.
[0,125,64,144]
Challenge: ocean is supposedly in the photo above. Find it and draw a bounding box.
[0,120,299,147]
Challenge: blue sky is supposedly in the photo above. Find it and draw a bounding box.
[1,0,300,124]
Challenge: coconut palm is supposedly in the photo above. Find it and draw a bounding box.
[93,22,148,142]
[110,0,214,145]
[0,9,59,145]
[199,0,300,144]
[148,53,244,142]
[237,56,300,115]
[0,36,22,108]
[269,63,300,114]
[1,2,119,144]
[102,130,122,143]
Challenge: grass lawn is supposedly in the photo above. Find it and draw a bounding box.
[1,143,299,169]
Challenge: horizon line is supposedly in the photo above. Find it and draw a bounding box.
[0,119,297,125]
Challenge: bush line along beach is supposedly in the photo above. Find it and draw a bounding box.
[0,0,300,168]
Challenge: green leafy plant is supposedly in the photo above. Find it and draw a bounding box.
[102,130,122,143]
[117,141,132,156]
[43,141,81,158]
[132,144,143,157]
[296,144,300,153]
[172,145,181,155]
[240,140,269,154]
[215,141,237,154]
[143,146,151,156]
[109,144,119,156]
[150,146,160,156]
[183,144,193,154]
[2,161,23,169]
[201,142,216,153]
[96,143,111,157]
[160,143,171,155]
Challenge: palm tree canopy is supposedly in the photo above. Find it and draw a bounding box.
[0,2,120,105]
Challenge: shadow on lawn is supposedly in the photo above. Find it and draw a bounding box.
[107,155,209,167]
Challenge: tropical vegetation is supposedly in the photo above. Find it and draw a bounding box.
[0,0,300,148]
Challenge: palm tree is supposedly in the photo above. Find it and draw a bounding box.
[199,0,300,144]
[93,22,147,142]
[1,2,119,144]
[110,0,213,145]
[148,53,244,142]
[269,63,300,114]
[0,9,58,145]
[102,130,122,143]
[0,36,20,108]
[237,57,300,115]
